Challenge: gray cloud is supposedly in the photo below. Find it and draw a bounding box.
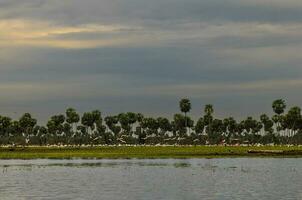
[0,0,302,123]
[2,0,302,24]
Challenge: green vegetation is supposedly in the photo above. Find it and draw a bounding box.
[1,98,302,146]
[0,146,301,159]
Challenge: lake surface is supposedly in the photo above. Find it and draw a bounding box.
[0,158,301,200]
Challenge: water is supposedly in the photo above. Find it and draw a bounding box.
[0,158,301,200]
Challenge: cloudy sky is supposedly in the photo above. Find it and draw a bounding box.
[1,0,302,123]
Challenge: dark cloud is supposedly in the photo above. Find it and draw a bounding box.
[1,0,302,122]
[2,0,302,24]
[3,46,301,84]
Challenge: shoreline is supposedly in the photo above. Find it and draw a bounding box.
[0,146,302,159]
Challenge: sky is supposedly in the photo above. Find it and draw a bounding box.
[1,0,302,123]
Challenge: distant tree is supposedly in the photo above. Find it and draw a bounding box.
[38,126,48,145]
[208,119,224,144]
[173,114,193,138]
[126,112,137,135]
[272,99,286,115]
[141,117,160,144]
[9,120,21,137]
[46,114,65,144]
[105,116,121,139]
[118,113,132,134]
[0,97,302,146]
[260,114,274,135]
[226,117,237,142]
[282,106,302,137]
[66,108,80,132]
[19,113,37,141]
[0,116,12,145]
[195,117,204,135]
[204,104,214,116]
[0,116,12,137]
[204,104,214,139]
[91,110,105,144]
[135,113,145,144]
[81,112,94,133]
[179,98,191,134]
[157,117,172,137]
[272,99,286,135]
[142,117,159,136]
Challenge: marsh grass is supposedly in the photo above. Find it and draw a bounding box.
[0,146,301,159]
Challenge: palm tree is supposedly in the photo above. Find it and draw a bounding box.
[204,104,214,139]
[9,120,21,145]
[260,114,274,135]
[283,106,301,137]
[157,117,171,138]
[173,114,188,138]
[2,97,302,145]
[0,116,12,145]
[47,114,65,144]
[227,117,237,143]
[272,99,286,115]
[19,113,37,144]
[209,119,224,144]
[204,104,214,116]
[66,108,80,132]
[195,117,205,144]
[81,112,94,135]
[89,110,106,144]
[134,113,145,144]
[272,99,286,136]
[126,112,137,135]
[38,126,48,145]
[179,98,191,134]
[105,116,121,141]
[195,117,204,135]
[144,117,159,144]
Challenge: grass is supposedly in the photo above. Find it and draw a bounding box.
[0,146,301,159]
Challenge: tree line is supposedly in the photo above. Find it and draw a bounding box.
[0,99,302,146]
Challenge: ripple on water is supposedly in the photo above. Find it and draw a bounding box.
[0,158,301,200]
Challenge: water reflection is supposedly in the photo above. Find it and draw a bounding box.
[173,162,191,168]
[0,158,301,200]
[0,160,171,169]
